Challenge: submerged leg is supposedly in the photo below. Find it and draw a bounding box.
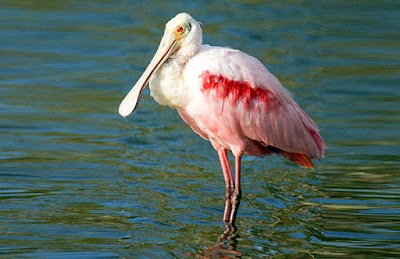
[229,155,242,224]
[217,149,234,223]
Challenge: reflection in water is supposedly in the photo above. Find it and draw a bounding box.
[195,224,242,258]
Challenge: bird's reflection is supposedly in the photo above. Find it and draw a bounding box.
[196,224,242,258]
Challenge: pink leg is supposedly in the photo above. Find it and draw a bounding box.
[229,155,242,224]
[217,149,234,223]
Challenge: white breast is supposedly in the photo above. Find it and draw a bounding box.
[149,58,192,109]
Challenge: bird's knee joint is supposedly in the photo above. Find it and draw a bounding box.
[225,184,234,199]
[231,188,241,204]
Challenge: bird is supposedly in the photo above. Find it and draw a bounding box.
[119,13,325,225]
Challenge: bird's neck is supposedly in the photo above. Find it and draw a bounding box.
[149,30,202,109]
[149,57,192,109]
[172,44,198,66]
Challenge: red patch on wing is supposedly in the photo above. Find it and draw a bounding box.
[200,71,279,110]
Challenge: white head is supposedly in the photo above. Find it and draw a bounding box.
[164,13,202,61]
[119,13,202,117]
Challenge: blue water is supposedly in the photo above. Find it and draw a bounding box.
[1,1,399,258]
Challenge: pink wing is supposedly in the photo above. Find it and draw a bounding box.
[181,46,325,164]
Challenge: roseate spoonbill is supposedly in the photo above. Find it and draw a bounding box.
[119,13,325,224]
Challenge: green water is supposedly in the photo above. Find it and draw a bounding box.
[1,1,399,258]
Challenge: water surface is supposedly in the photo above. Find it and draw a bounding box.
[1,1,399,258]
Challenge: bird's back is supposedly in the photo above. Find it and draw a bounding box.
[180,45,324,165]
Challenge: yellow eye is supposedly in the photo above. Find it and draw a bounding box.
[176,26,184,34]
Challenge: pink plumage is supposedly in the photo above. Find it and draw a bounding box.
[119,13,325,224]
[180,46,324,167]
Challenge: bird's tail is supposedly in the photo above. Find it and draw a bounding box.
[280,151,314,169]
[256,144,315,169]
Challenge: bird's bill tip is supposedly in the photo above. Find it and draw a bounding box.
[118,81,146,117]
[118,103,131,117]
